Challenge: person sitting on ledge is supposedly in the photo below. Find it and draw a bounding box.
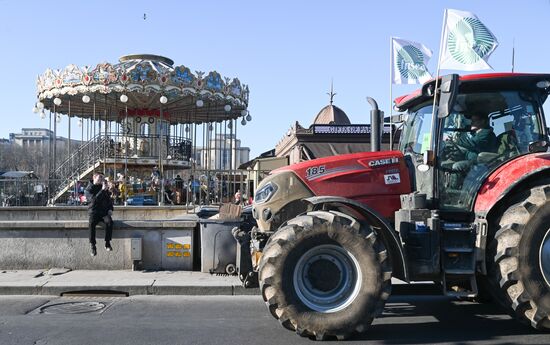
[85,172,114,256]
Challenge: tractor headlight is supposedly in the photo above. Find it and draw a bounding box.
[254,182,277,204]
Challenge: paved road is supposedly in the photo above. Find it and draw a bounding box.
[0,294,547,345]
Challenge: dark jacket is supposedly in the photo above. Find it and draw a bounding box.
[457,127,498,161]
[85,183,113,217]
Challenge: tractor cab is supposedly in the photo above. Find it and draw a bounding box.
[396,73,550,213]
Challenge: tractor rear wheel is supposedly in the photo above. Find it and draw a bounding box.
[488,184,550,329]
[258,210,392,340]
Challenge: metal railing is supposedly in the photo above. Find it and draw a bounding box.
[51,134,110,202]
[50,133,193,203]
[0,168,273,209]
[0,179,63,206]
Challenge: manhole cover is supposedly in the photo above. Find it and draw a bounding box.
[38,301,106,314]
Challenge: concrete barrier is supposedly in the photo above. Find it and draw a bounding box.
[0,217,198,270]
[0,205,194,221]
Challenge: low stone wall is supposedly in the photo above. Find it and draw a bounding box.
[0,218,198,270]
[0,206,194,221]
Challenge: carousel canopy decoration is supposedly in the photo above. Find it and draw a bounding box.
[35,54,249,124]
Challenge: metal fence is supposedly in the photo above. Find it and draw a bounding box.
[0,168,272,208]
[0,179,54,206]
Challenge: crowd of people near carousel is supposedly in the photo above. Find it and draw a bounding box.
[72,167,252,206]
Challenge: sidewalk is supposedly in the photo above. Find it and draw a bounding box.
[0,270,436,297]
[0,269,259,296]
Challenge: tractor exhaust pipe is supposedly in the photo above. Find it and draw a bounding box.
[367,97,383,152]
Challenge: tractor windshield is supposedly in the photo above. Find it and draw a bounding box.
[438,90,546,210]
[398,103,434,156]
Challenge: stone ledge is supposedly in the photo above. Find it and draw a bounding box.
[0,220,197,229]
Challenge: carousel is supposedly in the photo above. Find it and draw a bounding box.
[34,54,251,205]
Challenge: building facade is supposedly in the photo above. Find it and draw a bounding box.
[275,102,395,165]
[194,133,250,170]
[8,128,81,150]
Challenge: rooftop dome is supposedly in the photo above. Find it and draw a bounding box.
[312,104,351,125]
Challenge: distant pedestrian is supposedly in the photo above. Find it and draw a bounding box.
[189,175,200,204]
[174,175,183,205]
[151,166,161,187]
[85,172,114,257]
[234,189,242,205]
[174,175,183,191]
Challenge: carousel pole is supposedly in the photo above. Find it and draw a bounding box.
[223,119,227,202]
[235,116,241,199]
[52,99,58,195]
[205,111,209,205]
[214,121,218,203]
[159,100,165,206]
[230,118,234,199]
[103,97,107,176]
[207,120,212,205]
[192,122,196,206]
[80,110,84,150]
[47,110,52,203]
[87,118,90,168]
[113,103,117,185]
[53,103,57,180]
[124,102,128,206]
[68,100,71,171]
[218,121,222,203]
[92,96,96,174]
[80,108,84,182]
[68,100,72,199]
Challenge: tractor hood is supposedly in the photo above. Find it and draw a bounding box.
[271,151,411,219]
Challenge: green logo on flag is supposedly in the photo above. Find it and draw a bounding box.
[396,45,430,80]
[448,17,495,64]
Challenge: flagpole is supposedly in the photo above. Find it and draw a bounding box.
[512,38,515,72]
[429,9,448,151]
[389,36,393,150]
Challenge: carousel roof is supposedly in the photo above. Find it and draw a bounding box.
[35,54,249,124]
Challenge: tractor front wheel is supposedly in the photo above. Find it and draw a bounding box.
[258,210,392,340]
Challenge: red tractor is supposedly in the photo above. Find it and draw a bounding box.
[236,73,550,339]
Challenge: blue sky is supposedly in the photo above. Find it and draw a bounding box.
[1,0,550,157]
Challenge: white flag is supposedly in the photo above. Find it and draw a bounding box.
[440,9,498,71]
[391,37,433,84]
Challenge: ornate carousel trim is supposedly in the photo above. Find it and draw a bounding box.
[36,55,249,109]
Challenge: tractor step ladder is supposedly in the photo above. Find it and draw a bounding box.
[441,222,478,298]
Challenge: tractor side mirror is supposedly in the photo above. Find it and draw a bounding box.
[437,74,459,118]
[386,114,406,123]
[528,140,549,153]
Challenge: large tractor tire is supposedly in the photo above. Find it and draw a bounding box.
[488,184,550,329]
[258,210,392,340]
